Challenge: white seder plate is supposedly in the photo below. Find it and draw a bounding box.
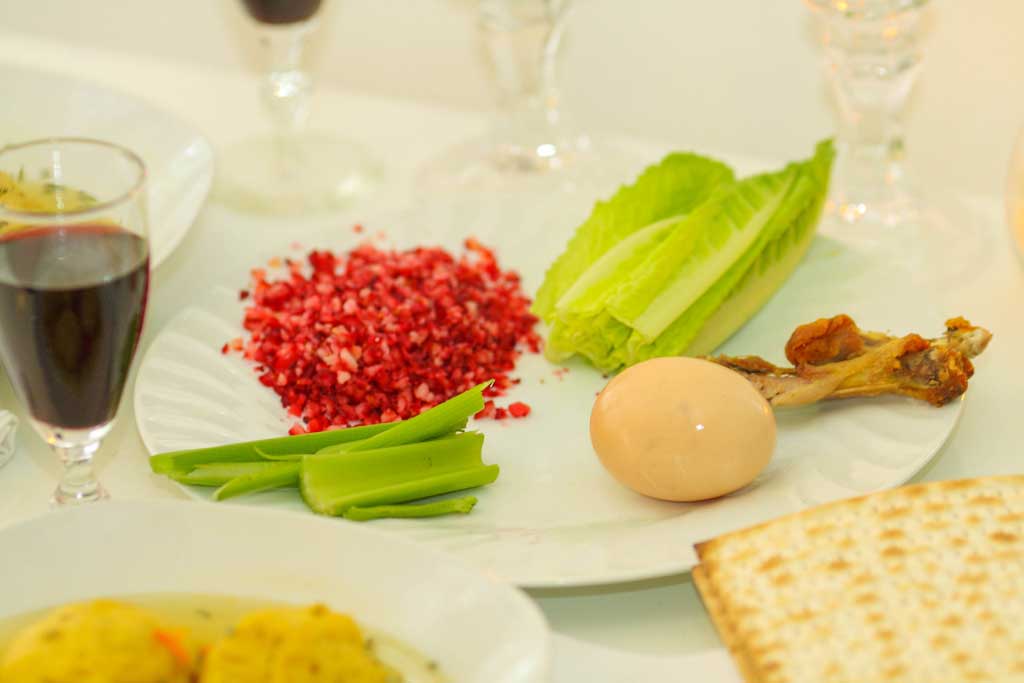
[0,500,549,683]
[134,189,967,588]
[0,64,213,268]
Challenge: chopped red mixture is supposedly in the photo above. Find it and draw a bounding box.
[230,237,540,431]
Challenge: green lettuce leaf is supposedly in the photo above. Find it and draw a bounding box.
[685,141,833,356]
[615,141,833,366]
[532,153,734,319]
[537,140,834,372]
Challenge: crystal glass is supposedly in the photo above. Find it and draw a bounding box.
[1008,127,1024,264]
[805,0,982,278]
[418,0,593,191]
[218,0,379,212]
[0,139,150,504]
[807,0,925,225]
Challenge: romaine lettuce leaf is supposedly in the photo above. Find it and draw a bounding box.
[532,153,734,319]
[554,215,686,318]
[608,167,798,341]
[537,140,834,372]
[615,141,834,366]
[685,142,833,356]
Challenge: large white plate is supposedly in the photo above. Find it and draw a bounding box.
[0,500,549,683]
[134,200,965,588]
[1,64,213,268]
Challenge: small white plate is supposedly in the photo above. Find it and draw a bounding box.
[135,217,966,587]
[0,64,213,268]
[0,500,549,683]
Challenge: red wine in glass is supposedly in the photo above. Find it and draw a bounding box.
[0,225,149,431]
[0,137,149,506]
[242,0,322,24]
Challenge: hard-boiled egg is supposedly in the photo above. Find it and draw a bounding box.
[589,357,776,502]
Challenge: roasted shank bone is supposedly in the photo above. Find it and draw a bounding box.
[707,316,992,407]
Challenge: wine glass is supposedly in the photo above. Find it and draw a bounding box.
[0,138,150,505]
[418,0,596,191]
[1007,127,1024,264]
[217,0,380,213]
[804,0,984,279]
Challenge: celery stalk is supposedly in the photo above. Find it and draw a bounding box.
[313,418,467,456]
[213,462,301,501]
[300,432,499,516]
[343,496,478,521]
[324,382,490,455]
[312,465,498,514]
[254,447,303,462]
[150,421,394,475]
[168,462,291,487]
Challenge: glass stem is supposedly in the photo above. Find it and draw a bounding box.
[817,7,926,222]
[833,79,908,198]
[539,0,570,127]
[256,21,316,179]
[53,441,106,505]
[482,0,568,148]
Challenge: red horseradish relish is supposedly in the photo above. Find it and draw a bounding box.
[229,238,540,432]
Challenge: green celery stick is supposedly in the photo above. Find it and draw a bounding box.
[343,496,478,521]
[301,432,499,516]
[325,381,492,455]
[150,421,394,474]
[254,447,303,462]
[314,417,468,455]
[312,465,499,514]
[214,462,301,501]
[168,462,291,487]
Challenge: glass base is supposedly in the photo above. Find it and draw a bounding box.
[52,478,109,507]
[34,422,112,507]
[416,131,602,194]
[827,187,917,228]
[819,189,990,287]
[215,131,382,214]
[407,137,653,290]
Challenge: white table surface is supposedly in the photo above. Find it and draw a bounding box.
[0,1,1022,678]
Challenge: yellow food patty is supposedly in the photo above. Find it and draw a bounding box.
[202,604,389,683]
[0,599,193,683]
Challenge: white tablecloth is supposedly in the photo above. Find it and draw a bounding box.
[0,1,1022,677]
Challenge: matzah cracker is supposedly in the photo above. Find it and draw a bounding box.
[694,475,1024,683]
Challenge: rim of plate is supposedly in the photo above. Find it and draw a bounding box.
[1,63,214,269]
[523,395,963,588]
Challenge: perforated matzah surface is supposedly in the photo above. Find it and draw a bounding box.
[694,476,1024,683]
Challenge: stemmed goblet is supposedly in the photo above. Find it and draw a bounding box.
[805,0,983,279]
[419,0,594,191]
[0,139,150,505]
[219,0,380,212]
